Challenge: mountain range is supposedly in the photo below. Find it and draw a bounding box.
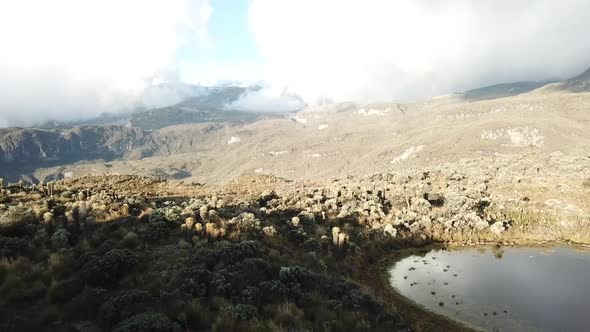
[1,67,589,184]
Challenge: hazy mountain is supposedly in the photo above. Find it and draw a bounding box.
[128,85,281,130]
[459,81,553,102]
[128,107,281,131]
[553,67,590,92]
[38,112,131,130]
[36,84,266,130]
[176,85,257,110]
[2,67,590,184]
[457,66,590,102]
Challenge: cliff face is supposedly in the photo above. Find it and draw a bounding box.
[0,125,158,163]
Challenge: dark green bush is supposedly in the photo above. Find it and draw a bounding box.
[258,280,289,303]
[0,236,28,257]
[175,267,212,298]
[223,304,258,321]
[279,265,317,289]
[47,278,84,303]
[213,258,272,297]
[112,312,182,332]
[239,286,262,305]
[63,287,107,321]
[144,221,174,244]
[216,240,262,264]
[80,249,138,286]
[99,289,155,328]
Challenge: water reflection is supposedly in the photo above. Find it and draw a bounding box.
[389,246,590,332]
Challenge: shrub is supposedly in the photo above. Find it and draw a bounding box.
[279,266,316,289]
[81,249,138,286]
[0,236,28,257]
[213,258,272,297]
[63,287,107,321]
[120,231,140,249]
[113,312,182,332]
[0,206,37,236]
[258,280,289,302]
[239,286,262,305]
[303,238,321,252]
[47,278,84,303]
[175,267,212,298]
[227,213,261,234]
[297,211,316,224]
[99,290,155,328]
[144,221,174,244]
[223,304,258,321]
[216,240,262,264]
[51,228,70,248]
[287,229,308,245]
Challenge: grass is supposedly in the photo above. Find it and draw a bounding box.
[500,209,590,244]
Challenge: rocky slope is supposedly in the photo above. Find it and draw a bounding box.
[2,68,590,188]
[2,157,589,331]
[25,86,588,185]
[1,162,588,330]
[2,68,589,332]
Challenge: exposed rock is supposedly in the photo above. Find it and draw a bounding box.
[490,221,505,235]
[383,224,397,238]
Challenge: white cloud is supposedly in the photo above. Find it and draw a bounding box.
[225,85,305,112]
[0,0,211,126]
[249,0,590,103]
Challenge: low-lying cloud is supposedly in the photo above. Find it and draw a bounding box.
[3,1,590,127]
[0,0,211,127]
[249,0,590,103]
[226,86,306,112]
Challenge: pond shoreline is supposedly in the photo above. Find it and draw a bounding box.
[355,243,474,332]
[372,240,590,332]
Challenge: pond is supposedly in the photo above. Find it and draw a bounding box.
[389,246,590,332]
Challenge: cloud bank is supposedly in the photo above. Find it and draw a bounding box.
[3,0,590,127]
[0,0,211,127]
[226,85,305,112]
[249,0,590,103]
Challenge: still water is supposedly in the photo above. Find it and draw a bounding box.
[389,246,590,331]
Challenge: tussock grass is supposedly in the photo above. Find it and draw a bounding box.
[502,209,590,243]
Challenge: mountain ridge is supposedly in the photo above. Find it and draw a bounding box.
[2,67,590,184]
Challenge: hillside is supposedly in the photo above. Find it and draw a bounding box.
[0,126,157,163]
[2,68,590,332]
[459,81,551,102]
[538,67,590,93]
[3,88,585,186]
[1,67,590,186]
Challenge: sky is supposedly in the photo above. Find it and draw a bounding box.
[1,0,590,126]
[178,0,263,85]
